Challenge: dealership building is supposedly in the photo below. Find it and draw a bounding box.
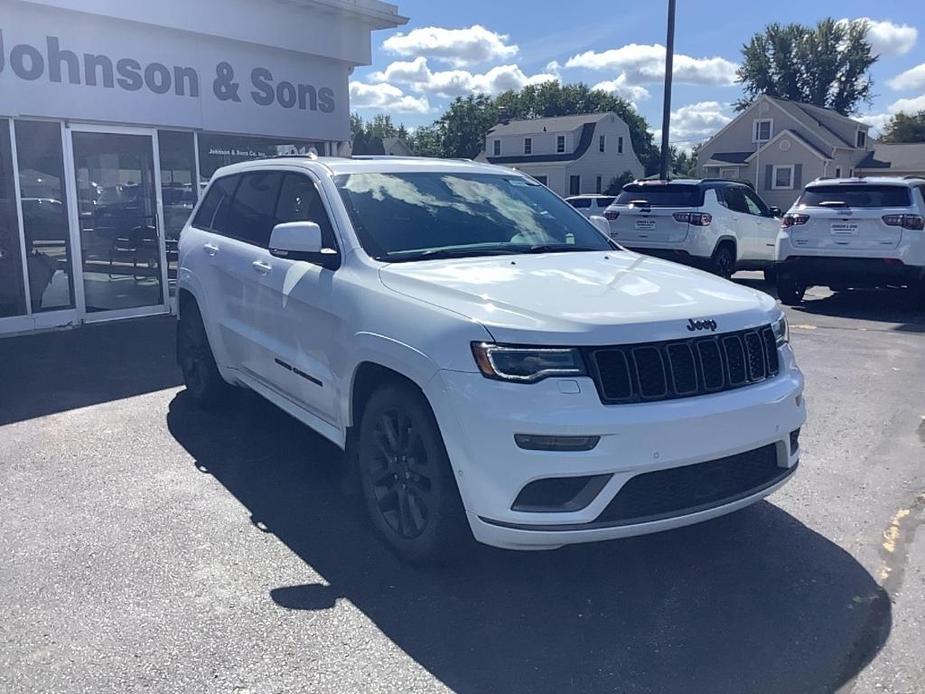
[0,0,405,334]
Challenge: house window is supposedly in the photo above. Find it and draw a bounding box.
[534,175,548,186]
[524,137,532,154]
[569,175,580,195]
[599,135,605,152]
[834,167,842,178]
[856,130,867,148]
[617,136,624,154]
[719,168,738,179]
[557,135,566,153]
[596,175,602,194]
[753,119,772,142]
[772,164,794,190]
[493,139,500,156]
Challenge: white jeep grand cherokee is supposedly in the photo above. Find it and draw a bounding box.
[177,156,806,562]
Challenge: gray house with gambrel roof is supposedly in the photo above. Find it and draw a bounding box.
[476,112,644,197]
[697,95,875,209]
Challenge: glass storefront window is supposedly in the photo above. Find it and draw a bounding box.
[15,120,75,313]
[197,132,323,183]
[158,131,197,298]
[0,119,27,318]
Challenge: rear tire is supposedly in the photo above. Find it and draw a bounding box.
[710,244,736,279]
[777,271,807,305]
[357,383,471,564]
[177,301,234,409]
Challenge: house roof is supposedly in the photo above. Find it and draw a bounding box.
[764,96,861,149]
[705,152,752,165]
[485,121,598,165]
[487,113,608,137]
[857,142,925,172]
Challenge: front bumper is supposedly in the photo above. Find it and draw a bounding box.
[425,346,805,549]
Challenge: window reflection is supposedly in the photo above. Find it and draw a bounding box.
[15,120,75,312]
[0,119,27,317]
[158,131,197,298]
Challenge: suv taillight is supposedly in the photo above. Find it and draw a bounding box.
[603,210,620,221]
[882,214,925,230]
[673,211,711,226]
[781,213,809,228]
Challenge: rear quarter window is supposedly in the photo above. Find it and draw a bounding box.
[615,184,702,207]
[799,185,912,208]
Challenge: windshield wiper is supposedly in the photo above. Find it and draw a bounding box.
[384,247,519,262]
[518,243,602,254]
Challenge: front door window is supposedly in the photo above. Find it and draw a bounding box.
[72,131,163,313]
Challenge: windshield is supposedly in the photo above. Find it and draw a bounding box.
[334,172,613,261]
[614,184,702,207]
[798,185,911,208]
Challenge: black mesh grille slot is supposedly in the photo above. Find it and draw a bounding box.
[761,327,780,374]
[632,347,667,399]
[594,350,633,401]
[722,335,747,385]
[586,324,780,405]
[697,340,725,391]
[743,331,766,380]
[595,444,788,525]
[666,343,698,394]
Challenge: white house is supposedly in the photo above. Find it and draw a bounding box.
[477,113,644,197]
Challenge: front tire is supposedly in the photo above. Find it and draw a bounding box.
[710,244,736,279]
[177,302,233,408]
[777,271,807,305]
[357,384,470,563]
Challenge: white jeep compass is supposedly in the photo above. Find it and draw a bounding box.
[176,156,806,562]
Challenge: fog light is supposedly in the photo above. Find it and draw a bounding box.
[514,434,600,451]
[790,428,801,454]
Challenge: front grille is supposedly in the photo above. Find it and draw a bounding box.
[586,325,779,405]
[595,443,788,525]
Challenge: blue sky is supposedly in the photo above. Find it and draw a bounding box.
[350,0,925,146]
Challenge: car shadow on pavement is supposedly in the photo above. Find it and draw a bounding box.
[167,390,891,694]
[735,276,925,332]
[0,316,182,426]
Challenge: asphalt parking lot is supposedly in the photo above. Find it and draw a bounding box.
[1,275,924,694]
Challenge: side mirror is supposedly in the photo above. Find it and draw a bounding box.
[269,221,339,269]
[589,215,611,237]
[769,206,783,218]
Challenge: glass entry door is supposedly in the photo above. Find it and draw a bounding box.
[70,129,166,315]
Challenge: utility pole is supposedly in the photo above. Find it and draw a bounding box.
[658,0,676,180]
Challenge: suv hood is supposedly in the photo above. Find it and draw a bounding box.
[379,250,778,345]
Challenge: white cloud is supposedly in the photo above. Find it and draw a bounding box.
[564,43,738,86]
[842,18,918,56]
[855,112,891,134]
[888,63,925,91]
[667,101,733,144]
[348,82,431,113]
[382,25,518,67]
[369,58,556,97]
[591,74,651,105]
[888,94,925,114]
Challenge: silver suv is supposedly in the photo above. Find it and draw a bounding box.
[776,177,925,306]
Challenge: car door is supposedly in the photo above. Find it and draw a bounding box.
[215,170,284,379]
[252,171,343,428]
[718,187,760,258]
[741,189,779,261]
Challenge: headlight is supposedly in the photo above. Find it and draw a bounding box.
[771,314,789,346]
[471,343,586,382]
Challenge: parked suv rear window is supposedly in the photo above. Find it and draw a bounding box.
[798,185,911,208]
[615,184,701,207]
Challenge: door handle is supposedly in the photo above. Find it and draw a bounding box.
[203,242,219,256]
[252,260,273,274]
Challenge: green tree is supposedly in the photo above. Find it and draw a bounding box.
[736,19,877,114]
[879,111,925,143]
[351,113,409,154]
[604,171,636,195]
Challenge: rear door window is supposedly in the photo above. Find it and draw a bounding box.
[799,185,911,208]
[615,184,702,207]
[569,198,592,208]
[596,197,616,208]
[193,175,239,233]
[226,171,284,247]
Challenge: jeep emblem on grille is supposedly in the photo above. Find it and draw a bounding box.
[687,318,718,332]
